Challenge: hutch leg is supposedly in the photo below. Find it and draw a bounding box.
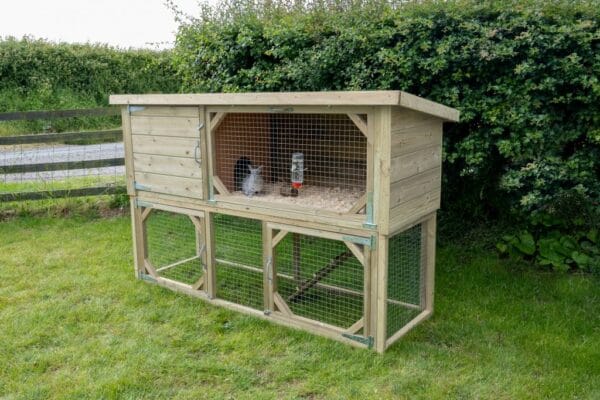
[374,233,389,353]
[423,213,437,313]
[204,212,217,299]
[130,197,147,279]
[262,222,275,313]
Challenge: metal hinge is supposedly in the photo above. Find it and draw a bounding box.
[342,234,376,248]
[198,244,207,272]
[363,191,377,229]
[208,176,216,203]
[342,333,374,349]
[134,181,151,191]
[266,256,273,282]
[138,272,157,283]
[268,107,294,113]
[128,105,145,114]
[135,199,153,208]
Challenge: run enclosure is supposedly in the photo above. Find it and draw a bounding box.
[110,91,459,352]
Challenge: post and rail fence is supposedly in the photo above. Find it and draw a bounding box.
[0,107,126,202]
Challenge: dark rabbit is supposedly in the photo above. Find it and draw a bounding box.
[234,156,252,191]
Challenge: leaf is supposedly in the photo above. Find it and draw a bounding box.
[496,242,508,254]
[587,229,598,244]
[513,231,536,255]
[571,251,591,267]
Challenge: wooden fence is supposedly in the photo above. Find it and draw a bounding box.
[0,107,125,202]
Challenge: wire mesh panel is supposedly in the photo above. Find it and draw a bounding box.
[387,224,424,338]
[213,113,367,213]
[145,209,204,286]
[213,214,264,310]
[274,232,365,330]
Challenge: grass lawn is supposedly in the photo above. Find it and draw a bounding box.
[0,213,598,399]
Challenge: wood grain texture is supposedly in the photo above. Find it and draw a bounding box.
[132,135,197,158]
[389,167,441,209]
[390,145,441,183]
[131,115,199,137]
[133,154,201,178]
[134,172,203,198]
[110,91,460,122]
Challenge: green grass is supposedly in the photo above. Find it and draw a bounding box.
[0,214,599,399]
[0,175,125,194]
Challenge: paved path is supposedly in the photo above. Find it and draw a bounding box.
[0,142,124,182]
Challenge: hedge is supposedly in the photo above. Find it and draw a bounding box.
[0,37,180,108]
[172,0,599,270]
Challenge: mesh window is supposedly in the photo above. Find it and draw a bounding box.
[274,233,364,330]
[387,224,424,338]
[214,214,264,310]
[145,210,204,286]
[213,113,367,213]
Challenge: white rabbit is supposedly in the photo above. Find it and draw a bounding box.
[242,165,263,197]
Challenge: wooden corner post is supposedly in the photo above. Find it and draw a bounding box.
[204,212,217,298]
[423,213,437,313]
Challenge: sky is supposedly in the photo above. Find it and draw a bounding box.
[0,0,203,49]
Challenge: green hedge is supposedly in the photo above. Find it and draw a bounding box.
[0,37,180,109]
[172,0,599,270]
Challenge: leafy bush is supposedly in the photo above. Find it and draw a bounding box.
[498,190,599,272]
[172,0,600,270]
[0,37,180,109]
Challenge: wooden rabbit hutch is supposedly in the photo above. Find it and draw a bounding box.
[110,91,459,352]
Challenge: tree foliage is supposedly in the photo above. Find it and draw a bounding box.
[172,0,599,271]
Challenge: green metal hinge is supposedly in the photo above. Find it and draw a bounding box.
[207,176,217,204]
[342,234,376,248]
[363,192,377,229]
[128,105,145,114]
[138,272,157,283]
[135,199,153,208]
[134,181,151,191]
[342,333,374,349]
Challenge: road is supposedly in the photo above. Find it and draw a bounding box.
[0,142,124,183]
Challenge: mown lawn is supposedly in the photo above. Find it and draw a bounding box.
[0,214,598,399]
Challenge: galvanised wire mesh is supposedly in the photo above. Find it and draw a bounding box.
[213,113,367,213]
[214,214,264,310]
[275,232,364,330]
[387,223,424,338]
[145,210,204,286]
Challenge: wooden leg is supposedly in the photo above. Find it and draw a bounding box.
[424,213,436,313]
[130,197,148,278]
[375,233,388,353]
[204,213,216,298]
[263,222,274,313]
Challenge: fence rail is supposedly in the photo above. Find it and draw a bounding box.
[0,107,125,203]
[0,107,120,121]
[0,129,123,145]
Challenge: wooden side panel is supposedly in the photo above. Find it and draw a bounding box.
[133,154,202,179]
[134,172,203,198]
[388,108,443,234]
[389,167,441,209]
[132,135,198,158]
[121,107,135,195]
[128,106,204,199]
[131,116,200,137]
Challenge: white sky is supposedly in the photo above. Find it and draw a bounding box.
[0,0,203,49]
